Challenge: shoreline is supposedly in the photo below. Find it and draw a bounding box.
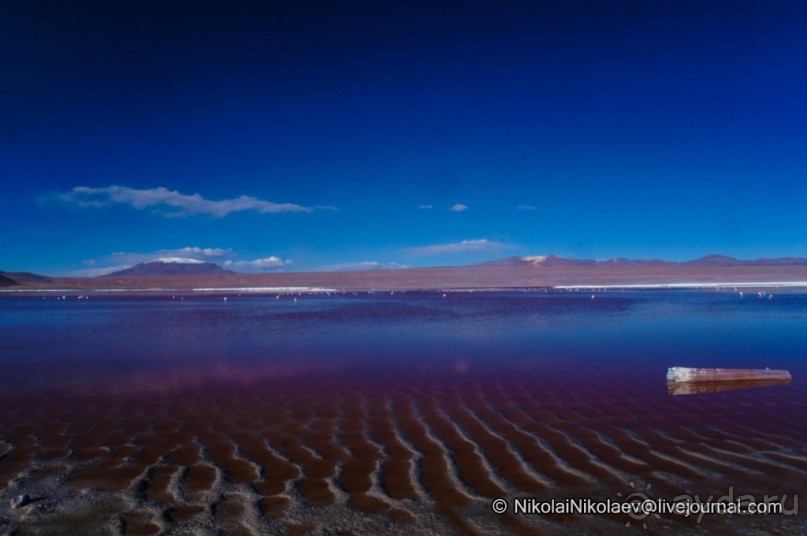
[2,281,807,296]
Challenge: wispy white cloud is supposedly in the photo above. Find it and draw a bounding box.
[167,246,230,258]
[224,256,292,272]
[53,185,315,217]
[418,204,433,209]
[450,203,469,212]
[405,239,512,257]
[314,261,406,272]
[517,204,537,210]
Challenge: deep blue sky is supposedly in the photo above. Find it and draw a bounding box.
[2,1,806,275]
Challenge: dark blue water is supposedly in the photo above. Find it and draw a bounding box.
[1,290,805,389]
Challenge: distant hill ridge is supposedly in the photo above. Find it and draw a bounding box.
[687,254,807,266]
[0,271,53,286]
[475,255,807,268]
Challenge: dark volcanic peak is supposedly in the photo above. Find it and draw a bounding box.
[0,274,19,287]
[102,258,234,277]
[0,271,53,284]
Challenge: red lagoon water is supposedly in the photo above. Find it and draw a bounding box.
[0,291,805,534]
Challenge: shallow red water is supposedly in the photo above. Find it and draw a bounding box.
[1,292,805,533]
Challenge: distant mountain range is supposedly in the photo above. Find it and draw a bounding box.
[477,255,807,268]
[685,254,807,266]
[102,258,234,277]
[3,254,807,291]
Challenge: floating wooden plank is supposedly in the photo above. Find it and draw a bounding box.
[666,367,792,396]
[666,367,791,383]
[668,378,791,396]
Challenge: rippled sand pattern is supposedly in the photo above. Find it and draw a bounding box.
[1,375,805,535]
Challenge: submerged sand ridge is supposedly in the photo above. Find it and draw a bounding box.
[0,373,804,535]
